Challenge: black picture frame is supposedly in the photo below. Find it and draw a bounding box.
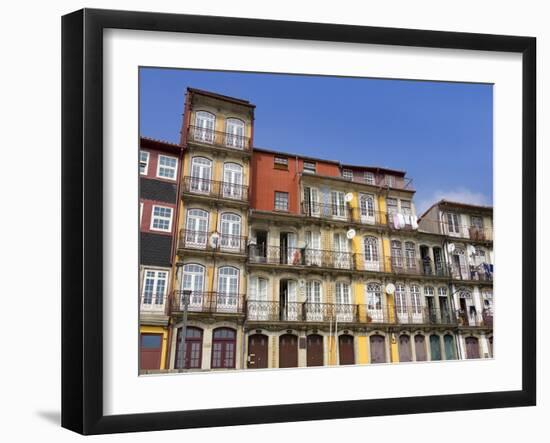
[61,8,536,435]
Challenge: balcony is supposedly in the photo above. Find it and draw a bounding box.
[450,263,493,282]
[188,125,251,152]
[457,309,493,328]
[442,223,493,242]
[181,176,249,203]
[178,230,248,255]
[386,257,450,277]
[301,201,350,222]
[172,291,246,315]
[249,245,355,270]
[246,301,457,326]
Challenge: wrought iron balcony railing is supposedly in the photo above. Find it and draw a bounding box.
[456,309,493,328]
[178,230,248,254]
[181,176,249,202]
[245,301,458,326]
[188,125,252,151]
[450,263,494,282]
[249,245,355,270]
[301,201,350,221]
[386,256,451,277]
[172,291,246,314]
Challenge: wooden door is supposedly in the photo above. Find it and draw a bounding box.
[398,335,412,362]
[465,337,480,359]
[248,334,268,369]
[339,334,355,365]
[279,334,298,368]
[140,333,163,370]
[307,334,324,367]
[414,334,427,361]
[430,334,442,361]
[444,334,456,360]
[370,334,386,364]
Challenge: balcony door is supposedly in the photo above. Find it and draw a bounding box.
[280,280,298,321]
[395,285,409,323]
[248,276,269,321]
[305,230,321,266]
[359,193,376,224]
[220,213,241,251]
[335,282,353,322]
[217,267,239,312]
[181,264,205,311]
[280,232,298,265]
[305,280,323,321]
[194,111,215,143]
[185,209,208,248]
[225,118,245,149]
[333,233,350,269]
[190,156,212,193]
[223,162,243,199]
[303,186,320,216]
[410,285,423,323]
[366,283,384,322]
[331,191,346,219]
[363,236,380,271]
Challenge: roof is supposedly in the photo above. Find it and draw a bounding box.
[419,199,493,220]
[140,136,182,154]
[187,87,255,108]
[340,163,406,177]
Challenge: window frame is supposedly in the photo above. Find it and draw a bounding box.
[274,191,289,211]
[141,268,169,306]
[342,169,354,180]
[274,156,289,170]
[150,205,173,232]
[156,154,178,180]
[139,150,149,175]
[303,161,316,174]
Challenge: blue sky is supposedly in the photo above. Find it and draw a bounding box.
[139,68,493,213]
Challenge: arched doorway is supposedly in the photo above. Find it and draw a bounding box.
[339,334,355,365]
[306,334,324,367]
[247,334,268,369]
[414,334,427,361]
[398,334,412,362]
[279,334,298,368]
[465,336,480,359]
[370,334,386,364]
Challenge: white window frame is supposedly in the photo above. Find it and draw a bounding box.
[141,268,169,308]
[303,161,316,174]
[342,169,353,180]
[364,171,375,184]
[156,154,178,180]
[274,191,289,211]
[150,205,173,232]
[139,150,149,175]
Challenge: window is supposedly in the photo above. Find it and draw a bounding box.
[401,199,412,215]
[446,212,461,234]
[366,283,382,310]
[386,198,398,215]
[306,280,322,303]
[211,328,236,368]
[220,213,242,249]
[274,156,288,169]
[405,241,416,269]
[395,284,407,314]
[391,240,403,268]
[359,193,375,220]
[470,215,484,228]
[222,163,243,199]
[190,157,212,193]
[385,175,395,187]
[438,287,447,297]
[139,150,149,175]
[142,269,168,305]
[364,171,375,184]
[225,118,245,149]
[150,206,173,232]
[410,285,422,314]
[182,264,205,308]
[184,209,208,247]
[342,169,353,180]
[335,282,351,304]
[157,155,178,180]
[194,111,215,143]
[274,191,289,211]
[217,267,239,310]
[303,161,316,174]
[249,276,268,300]
[331,191,346,217]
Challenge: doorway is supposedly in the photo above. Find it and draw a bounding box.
[247,334,268,369]
[279,334,298,368]
[306,334,324,367]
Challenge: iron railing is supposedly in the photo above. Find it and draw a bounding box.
[178,230,248,254]
[245,301,458,326]
[301,201,350,221]
[181,176,249,202]
[349,208,387,226]
[188,125,252,151]
[248,245,355,270]
[457,309,493,328]
[449,263,493,281]
[172,291,246,314]
[386,256,451,277]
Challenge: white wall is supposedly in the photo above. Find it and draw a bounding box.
[0,0,546,442]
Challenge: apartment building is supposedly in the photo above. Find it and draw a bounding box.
[139,136,183,370]
[419,200,494,359]
[147,88,493,373]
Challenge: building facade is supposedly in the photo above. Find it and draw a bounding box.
[139,88,493,374]
[139,136,183,370]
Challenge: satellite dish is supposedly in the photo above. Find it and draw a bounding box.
[448,243,456,253]
[344,193,354,203]
[209,233,220,249]
[385,283,396,295]
[346,229,356,239]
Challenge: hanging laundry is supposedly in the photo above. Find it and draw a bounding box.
[411,215,418,229]
[397,213,405,229]
[392,213,400,229]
